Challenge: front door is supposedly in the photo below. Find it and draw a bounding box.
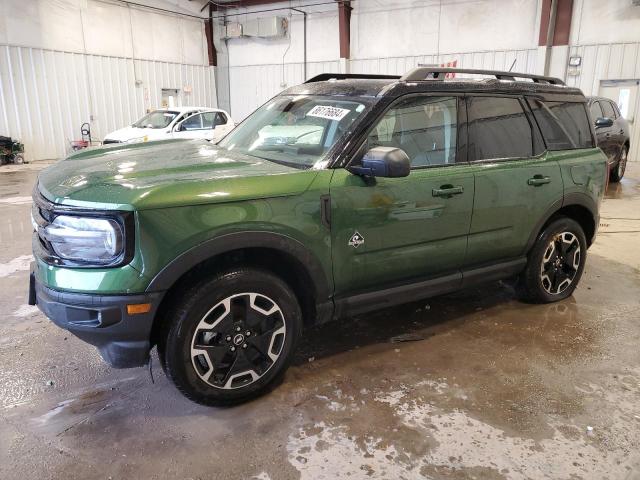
[330,95,474,296]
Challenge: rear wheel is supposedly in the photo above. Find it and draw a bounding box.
[609,145,627,182]
[161,268,302,406]
[520,217,587,303]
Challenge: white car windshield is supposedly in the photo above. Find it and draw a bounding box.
[133,111,180,129]
[218,96,369,169]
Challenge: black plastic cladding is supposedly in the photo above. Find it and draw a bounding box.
[282,77,588,169]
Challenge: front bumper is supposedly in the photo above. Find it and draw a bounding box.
[29,266,164,368]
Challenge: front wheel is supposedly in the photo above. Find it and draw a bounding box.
[609,145,628,183]
[161,268,302,406]
[519,217,587,303]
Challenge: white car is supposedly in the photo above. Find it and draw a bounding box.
[103,107,234,145]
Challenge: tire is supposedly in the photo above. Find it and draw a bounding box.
[12,154,24,165]
[160,268,302,406]
[519,217,587,304]
[609,145,628,183]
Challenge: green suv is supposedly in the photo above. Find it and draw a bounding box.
[29,68,606,405]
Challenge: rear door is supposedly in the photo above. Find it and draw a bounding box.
[465,95,563,267]
[330,94,475,295]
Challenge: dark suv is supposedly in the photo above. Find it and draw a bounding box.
[588,96,630,182]
[30,68,607,406]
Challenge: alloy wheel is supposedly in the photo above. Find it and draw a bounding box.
[190,292,286,389]
[540,232,581,295]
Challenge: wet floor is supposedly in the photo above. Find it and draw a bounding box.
[1,162,639,479]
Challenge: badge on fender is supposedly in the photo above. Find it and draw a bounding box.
[348,231,365,248]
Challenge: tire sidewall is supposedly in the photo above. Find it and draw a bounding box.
[165,269,302,405]
[610,146,627,182]
[526,217,587,303]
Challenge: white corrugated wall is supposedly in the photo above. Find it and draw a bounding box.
[0,45,217,161]
[226,49,538,122]
[350,49,538,76]
[565,42,640,94]
[566,42,640,162]
[228,60,339,121]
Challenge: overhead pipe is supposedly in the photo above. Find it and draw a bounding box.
[291,8,308,80]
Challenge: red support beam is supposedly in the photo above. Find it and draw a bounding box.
[205,4,217,66]
[338,0,352,59]
[538,0,573,46]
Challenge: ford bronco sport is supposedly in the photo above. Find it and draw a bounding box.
[30,68,606,406]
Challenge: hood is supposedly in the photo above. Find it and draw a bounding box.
[37,139,318,211]
[104,126,169,142]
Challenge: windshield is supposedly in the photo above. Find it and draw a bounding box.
[133,111,180,129]
[218,95,370,168]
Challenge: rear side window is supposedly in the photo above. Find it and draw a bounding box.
[467,96,532,161]
[527,99,594,150]
[601,101,616,119]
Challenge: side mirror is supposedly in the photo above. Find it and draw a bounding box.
[595,117,613,128]
[349,146,410,178]
[174,123,184,132]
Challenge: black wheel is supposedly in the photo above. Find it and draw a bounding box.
[609,145,627,182]
[161,268,302,406]
[520,217,587,304]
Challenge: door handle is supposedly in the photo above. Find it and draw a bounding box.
[527,175,551,186]
[432,185,464,197]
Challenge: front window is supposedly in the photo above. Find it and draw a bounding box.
[218,95,370,169]
[133,110,180,129]
[365,96,458,167]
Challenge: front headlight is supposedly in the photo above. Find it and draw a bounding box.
[43,215,123,264]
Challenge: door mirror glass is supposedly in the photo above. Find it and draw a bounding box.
[349,146,410,178]
[595,117,613,128]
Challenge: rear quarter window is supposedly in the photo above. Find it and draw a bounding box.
[527,99,594,150]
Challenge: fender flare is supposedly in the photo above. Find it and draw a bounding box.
[525,193,598,252]
[145,231,331,302]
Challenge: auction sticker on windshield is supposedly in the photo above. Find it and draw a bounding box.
[307,105,351,121]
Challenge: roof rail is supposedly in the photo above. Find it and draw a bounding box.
[400,67,565,86]
[305,73,401,83]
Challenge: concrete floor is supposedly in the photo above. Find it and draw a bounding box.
[1,161,639,480]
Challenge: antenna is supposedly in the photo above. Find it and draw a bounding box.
[508,58,517,72]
